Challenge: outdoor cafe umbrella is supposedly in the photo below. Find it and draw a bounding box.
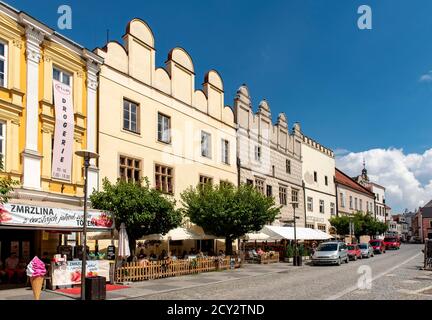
[118,223,131,259]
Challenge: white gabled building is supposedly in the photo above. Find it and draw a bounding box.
[301,135,336,233]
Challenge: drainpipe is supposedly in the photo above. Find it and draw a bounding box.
[334,178,339,217]
[302,181,307,227]
[237,157,241,187]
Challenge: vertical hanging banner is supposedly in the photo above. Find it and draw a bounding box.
[52,79,74,181]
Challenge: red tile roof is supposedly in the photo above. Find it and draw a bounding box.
[335,168,375,197]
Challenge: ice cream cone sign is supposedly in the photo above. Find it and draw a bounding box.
[26,256,47,300]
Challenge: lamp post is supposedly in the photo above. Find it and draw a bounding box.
[75,150,99,300]
[289,201,300,266]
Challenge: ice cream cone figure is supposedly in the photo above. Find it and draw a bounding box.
[30,276,44,300]
[26,256,47,300]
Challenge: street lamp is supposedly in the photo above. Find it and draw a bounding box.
[289,201,300,266]
[75,149,99,300]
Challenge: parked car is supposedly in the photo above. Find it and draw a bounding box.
[383,236,401,250]
[311,241,349,266]
[359,243,374,258]
[347,244,362,260]
[369,239,386,254]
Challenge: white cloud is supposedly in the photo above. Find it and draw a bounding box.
[419,71,432,83]
[333,148,350,157]
[336,148,432,213]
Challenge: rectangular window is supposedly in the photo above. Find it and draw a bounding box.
[325,176,328,186]
[366,201,369,212]
[376,194,379,202]
[354,198,358,210]
[349,196,353,209]
[291,188,299,208]
[359,199,363,211]
[155,164,174,194]
[318,224,326,232]
[0,121,5,170]
[246,179,253,186]
[266,185,273,197]
[370,202,373,213]
[307,197,313,212]
[221,139,230,164]
[119,156,141,183]
[199,175,213,187]
[53,67,71,86]
[279,186,287,206]
[254,145,261,162]
[272,165,275,177]
[0,41,7,88]
[157,113,171,143]
[319,200,324,213]
[123,100,139,133]
[286,159,291,174]
[314,171,317,182]
[330,202,335,216]
[340,193,345,208]
[201,131,212,158]
[255,178,265,194]
[306,224,315,229]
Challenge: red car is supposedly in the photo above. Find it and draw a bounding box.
[347,244,362,260]
[369,239,386,254]
[383,236,400,250]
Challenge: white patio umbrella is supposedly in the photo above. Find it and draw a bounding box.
[118,223,131,259]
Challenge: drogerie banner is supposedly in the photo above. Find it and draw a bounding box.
[52,79,74,181]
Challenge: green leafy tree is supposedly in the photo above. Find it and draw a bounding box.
[329,215,351,236]
[181,183,281,255]
[90,178,182,254]
[0,156,18,204]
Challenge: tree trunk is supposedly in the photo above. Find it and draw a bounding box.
[225,237,233,256]
[129,238,136,261]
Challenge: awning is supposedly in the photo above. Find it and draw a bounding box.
[140,227,218,241]
[241,231,280,241]
[262,226,333,241]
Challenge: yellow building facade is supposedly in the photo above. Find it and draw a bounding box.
[0,3,105,263]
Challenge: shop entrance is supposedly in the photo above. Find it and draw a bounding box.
[0,229,36,289]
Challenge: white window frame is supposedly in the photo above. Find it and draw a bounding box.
[330,202,335,215]
[307,197,313,212]
[53,66,72,88]
[340,193,345,208]
[201,131,212,158]
[123,99,139,134]
[319,200,324,214]
[0,121,5,170]
[0,40,8,88]
[255,145,261,162]
[221,139,230,164]
[157,112,171,143]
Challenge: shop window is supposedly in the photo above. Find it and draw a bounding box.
[119,156,141,183]
[123,99,139,134]
[155,164,174,194]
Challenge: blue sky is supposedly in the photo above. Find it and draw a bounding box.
[7,0,432,154]
[6,0,432,211]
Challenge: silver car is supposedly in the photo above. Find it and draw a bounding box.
[312,241,349,266]
[359,242,374,258]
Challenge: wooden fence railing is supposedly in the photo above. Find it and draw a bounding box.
[115,256,239,283]
[259,252,280,264]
